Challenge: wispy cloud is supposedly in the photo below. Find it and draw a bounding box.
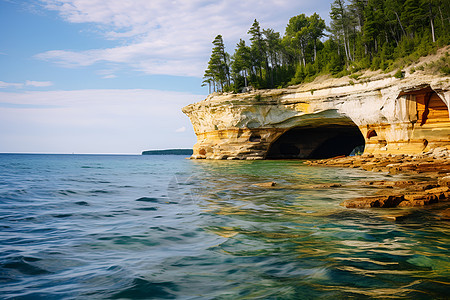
[36,0,330,77]
[0,80,53,89]
[26,80,53,87]
[0,81,24,89]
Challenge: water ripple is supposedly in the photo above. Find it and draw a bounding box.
[0,154,448,299]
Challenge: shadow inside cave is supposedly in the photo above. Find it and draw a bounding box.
[266,125,365,159]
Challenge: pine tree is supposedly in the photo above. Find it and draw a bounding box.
[248,19,267,85]
[401,0,427,37]
[231,39,252,88]
[307,13,326,62]
[263,28,282,87]
[202,0,450,93]
[203,35,230,92]
[330,0,353,62]
[284,14,309,66]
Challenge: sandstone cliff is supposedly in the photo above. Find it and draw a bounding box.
[183,65,450,160]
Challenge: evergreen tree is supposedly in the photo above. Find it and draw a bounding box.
[202,0,450,93]
[231,39,252,88]
[263,28,283,87]
[284,14,310,66]
[248,19,267,85]
[203,35,230,92]
[330,0,353,62]
[401,0,427,38]
[307,13,326,62]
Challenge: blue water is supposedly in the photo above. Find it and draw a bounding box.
[0,154,449,299]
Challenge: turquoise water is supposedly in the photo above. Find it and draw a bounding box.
[0,154,448,299]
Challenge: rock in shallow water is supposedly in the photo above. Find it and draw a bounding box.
[253,181,277,188]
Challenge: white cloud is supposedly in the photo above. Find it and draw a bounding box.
[0,81,23,89]
[0,80,53,89]
[37,0,331,77]
[0,89,202,153]
[102,74,117,79]
[26,80,53,87]
[175,126,186,133]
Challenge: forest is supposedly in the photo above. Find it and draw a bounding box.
[202,0,450,93]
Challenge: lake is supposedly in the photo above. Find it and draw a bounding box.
[0,154,448,299]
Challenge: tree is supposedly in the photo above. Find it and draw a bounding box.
[307,13,326,62]
[231,39,252,88]
[248,19,267,84]
[330,0,353,62]
[203,35,230,92]
[202,0,450,93]
[263,28,282,87]
[363,0,385,54]
[284,14,310,66]
[401,0,427,38]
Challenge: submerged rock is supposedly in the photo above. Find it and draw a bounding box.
[341,195,405,208]
[253,181,277,188]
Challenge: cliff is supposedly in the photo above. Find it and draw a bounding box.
[183,61,450,160]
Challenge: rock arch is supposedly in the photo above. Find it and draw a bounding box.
[183,78,450,159]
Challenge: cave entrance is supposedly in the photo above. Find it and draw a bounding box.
[266,124,365,159]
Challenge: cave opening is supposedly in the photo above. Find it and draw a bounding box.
[266,124,365,159]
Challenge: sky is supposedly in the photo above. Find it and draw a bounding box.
[0,0,332,154]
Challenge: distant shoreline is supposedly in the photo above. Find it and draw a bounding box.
[141,149,193,155]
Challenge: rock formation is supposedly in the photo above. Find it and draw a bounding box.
[183,71,450,160]
[305,149,450,209]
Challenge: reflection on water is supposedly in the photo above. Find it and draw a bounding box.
[188,160,450,299]
[0,155,449,299]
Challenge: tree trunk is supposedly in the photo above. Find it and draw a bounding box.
[389,26,399,46]
[343,34,351,62]
[431,18,436,42]
[244,70,248,87]
[394,11,407,37]
[430,3,436,42]
[313,39,317,62]
[438,5,445,28]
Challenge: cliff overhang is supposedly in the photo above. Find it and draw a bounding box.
[183,72,450,160]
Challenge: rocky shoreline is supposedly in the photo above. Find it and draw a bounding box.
[305,147,450,217]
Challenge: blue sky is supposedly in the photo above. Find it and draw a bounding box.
[0,0,332,154]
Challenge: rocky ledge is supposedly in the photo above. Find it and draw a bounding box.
[306,147,450,211]
[183,48,450,160]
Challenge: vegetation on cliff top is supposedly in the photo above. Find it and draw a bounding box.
[203,0,449,93]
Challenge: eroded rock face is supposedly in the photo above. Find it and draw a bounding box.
[183,73,450,160]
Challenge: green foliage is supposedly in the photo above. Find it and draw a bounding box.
[203,0,450,93]
[203,35,231,93]
[394,69,404,78]
[425,53,450,75]
[349,73,361,80]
